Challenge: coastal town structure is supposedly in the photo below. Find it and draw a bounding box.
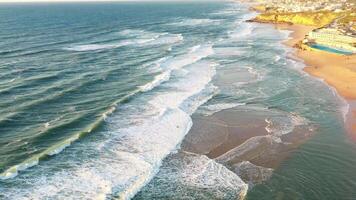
[255,0,354,13]
[304,28,356,53]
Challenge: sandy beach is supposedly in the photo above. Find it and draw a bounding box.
[274,23,356,141]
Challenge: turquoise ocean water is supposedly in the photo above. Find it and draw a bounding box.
[310,43,353,55]
[1,1,356,199]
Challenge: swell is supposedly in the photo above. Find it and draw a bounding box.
[0,52,109,80]
[0,66,147,175]
[0,45,215,182]
[0,72,65,95]
[0,66,134,124]
[0,41,66,58]
[0,90,136,180]
[0,28,120,58]
[63,33,182,52]
[0,75,99,124]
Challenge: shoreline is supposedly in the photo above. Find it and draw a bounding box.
[180,8,355,192]
[136,3,356,198]
[180,23,319,187]
[273,23,356,141]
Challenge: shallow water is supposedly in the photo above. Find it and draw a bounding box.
[0,1,355,199]
[310,43,353,55]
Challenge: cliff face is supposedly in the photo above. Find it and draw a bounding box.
[251,11,341,27]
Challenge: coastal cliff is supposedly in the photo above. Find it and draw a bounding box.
[249,11,340,27]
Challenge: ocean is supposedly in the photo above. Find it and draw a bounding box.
[1,1,356,199]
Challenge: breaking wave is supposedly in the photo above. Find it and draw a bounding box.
[0,44,217,200]
[64,30,183,52]
[168,18,222,27]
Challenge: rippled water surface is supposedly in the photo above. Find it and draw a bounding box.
[1,1,356,199]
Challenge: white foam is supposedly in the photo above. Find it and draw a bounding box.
[148,61,216,113]
[0,170,18,180]
[233,161,273,186]
[214,47,245,57]
[64,31,182,52]
[215,135,283,165]
[102,106,116,120]
[0,106,117,181]
[138,45,214,93]
[64,44,120,51]
[264,113,308,137]
[244,66,267,82]
[1,49,217,200]
[212,7,243,16]
[136,152,248,199]
[0,159,38,180]
[168,18,222,26]
[180,84,219,115]
[3,109,193,200]
[198,102,245,116]
[139,71,170,92]
[63,39,152,52]
[118,29,149,37]
[211,3,245,16]
[143,34,184,46]
[118,29,168,42]
[229,23,254,39]
[160,44,214,71]
[341,100,350,123]
[139,56,169,71]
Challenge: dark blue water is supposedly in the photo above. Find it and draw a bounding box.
[1,1,356,200]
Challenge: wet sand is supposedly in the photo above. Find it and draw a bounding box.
[275,23,356,141]
[182,107,315,170]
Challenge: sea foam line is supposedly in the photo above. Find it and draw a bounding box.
[1,60,218,200]
[0,45,215,192]
[167,18,222,27]
[140,44,214,92]
[0,104,117,180]
[64,32,183,52]
[0,86,140,180]
[106,60,217,200]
